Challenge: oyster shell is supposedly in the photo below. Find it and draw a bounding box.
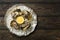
[4,4,37,36]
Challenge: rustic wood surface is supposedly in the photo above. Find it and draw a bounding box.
[0,0,60,40]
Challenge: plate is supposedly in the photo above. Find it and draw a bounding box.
[4,4,37,36]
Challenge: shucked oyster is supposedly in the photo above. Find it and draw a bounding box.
[4,4,37,36]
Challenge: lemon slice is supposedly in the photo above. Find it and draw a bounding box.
[16,16,24,24]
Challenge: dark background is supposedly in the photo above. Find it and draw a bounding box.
[0,0,60,40]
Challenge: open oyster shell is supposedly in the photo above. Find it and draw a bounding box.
[4,4,37,36]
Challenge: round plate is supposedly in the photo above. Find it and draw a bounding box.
[4,4,37,36]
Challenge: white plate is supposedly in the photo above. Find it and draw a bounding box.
[4,4,37,36]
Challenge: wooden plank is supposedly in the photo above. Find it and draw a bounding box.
[0,0,41,2]
[0,4,60,17]
[0,17,6,30]
[0,17,60,30]
[0,0,60,3]
[0,4,60,30]
[37,17,60,30]
[0,30,60,40]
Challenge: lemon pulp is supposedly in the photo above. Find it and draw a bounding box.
[16,16,24,24]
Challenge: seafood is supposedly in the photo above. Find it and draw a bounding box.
[4,4,37,36]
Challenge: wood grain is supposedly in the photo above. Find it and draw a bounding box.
[0,30,60,40]
[0,1,60,40]
[0,17,60,30]
[0,3,60,30]
[0,4,60,17]
[0,0,60,3]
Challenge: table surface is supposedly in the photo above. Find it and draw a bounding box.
[0,0,60,40]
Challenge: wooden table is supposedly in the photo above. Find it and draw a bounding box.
[0,0,60,40]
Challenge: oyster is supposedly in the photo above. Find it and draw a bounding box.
[4,4,37,36]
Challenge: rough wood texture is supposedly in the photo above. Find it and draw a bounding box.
[0,4,60,30]
[0,0,60,2]
[0,4,60,17]
[0,30,60,40]
[0,0,60,40]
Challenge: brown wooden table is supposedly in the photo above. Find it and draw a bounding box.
[0,0,60,40]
